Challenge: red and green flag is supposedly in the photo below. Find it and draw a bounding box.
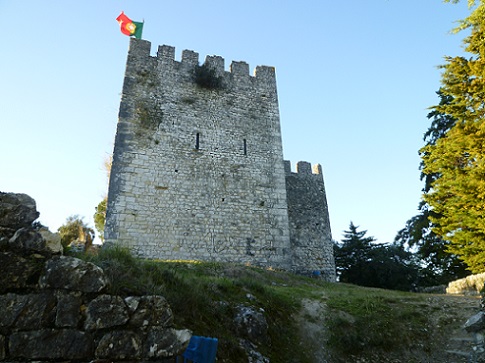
[116,12,143,39]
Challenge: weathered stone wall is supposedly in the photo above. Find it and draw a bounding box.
[285,161,336,281]
[0,192,190,362]
[105,39,291,269]
[105,38,335,278]
[447,273,485,295]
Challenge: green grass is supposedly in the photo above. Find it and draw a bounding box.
[73,247,441,363]
[324,285,431,358]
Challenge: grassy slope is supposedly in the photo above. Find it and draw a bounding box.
[75,247,476,363]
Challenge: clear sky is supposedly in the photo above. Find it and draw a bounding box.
[0,0,471,243]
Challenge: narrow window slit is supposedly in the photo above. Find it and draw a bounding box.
[243,138,247,155]
[195,133,200,150]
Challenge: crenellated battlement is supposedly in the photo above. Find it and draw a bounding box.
[284,160,323,176]
[127,38,276,84]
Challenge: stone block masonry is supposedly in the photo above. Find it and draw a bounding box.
[105,38,336,281]
[285,161,335,280]
[0,192,191,362]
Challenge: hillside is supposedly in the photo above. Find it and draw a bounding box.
[77,247,482,363]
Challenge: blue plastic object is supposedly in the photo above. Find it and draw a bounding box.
[181,335,218,363]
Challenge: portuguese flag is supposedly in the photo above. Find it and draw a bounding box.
[116,12,143,39]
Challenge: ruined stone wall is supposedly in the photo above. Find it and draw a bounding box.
[0,192,190,362]
[285,161,336,281]
[447,273,485,295]
[105,39,291,269]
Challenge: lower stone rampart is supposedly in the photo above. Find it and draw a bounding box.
[0,193,190,362]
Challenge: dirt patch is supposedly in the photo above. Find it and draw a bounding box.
[425,294,481,362]
[296,293,481,363]
[296,296,330,362]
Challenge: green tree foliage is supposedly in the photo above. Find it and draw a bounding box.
[335,222,418,291]
[94,197,107,241]
[395,92,469,285]
[395,209,468,286]
[420,1,485,273]
[421,91,457,192]
[334,222,375,282]
[93,155,112,243]
[57,215,94,249]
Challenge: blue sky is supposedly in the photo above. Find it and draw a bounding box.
[0,0,471,243]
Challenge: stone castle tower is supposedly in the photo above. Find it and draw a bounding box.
[105,38,335,281]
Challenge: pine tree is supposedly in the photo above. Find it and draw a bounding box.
[335,222,419,290]
[334,222,375,285]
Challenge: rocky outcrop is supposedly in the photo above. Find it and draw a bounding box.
[234,305,270,363]
[458,304,485,362]
[446,291,485,361]
[234,305,269,346]
[0,191,191,362]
